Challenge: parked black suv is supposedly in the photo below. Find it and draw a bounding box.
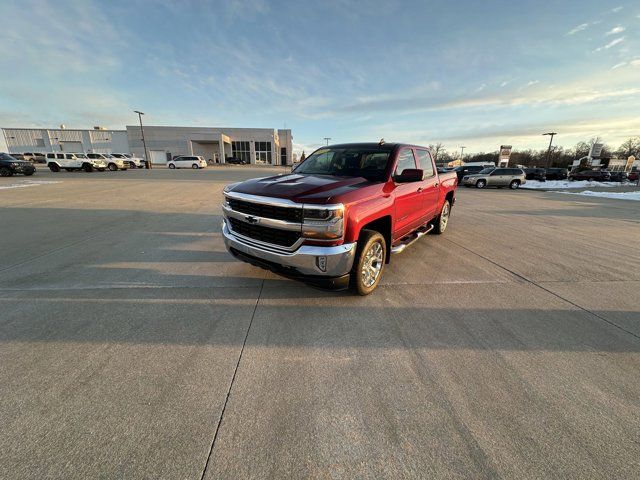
[608,171,628,182]
[545,168,568,180]
[524,168,546,181]
[568,169,611,181]
[0,153,36,177]
[225,156,248,165]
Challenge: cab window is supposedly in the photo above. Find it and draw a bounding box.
[393,149,417,179]
[415,150,434,177]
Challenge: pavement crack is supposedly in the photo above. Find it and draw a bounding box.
[199,276,265,480]
[445,238,640,342]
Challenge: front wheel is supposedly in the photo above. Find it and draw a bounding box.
[351,230,386,296]
[0,167,12,177]
[49,164,60,172]
[108,163,118,171]
[476,179,486,189]
[192,164,199,169]
[24,171,34,176]
[83,163,93,173]
[433,200,451,234]
[168,163,176,169]
[509,180,520,190]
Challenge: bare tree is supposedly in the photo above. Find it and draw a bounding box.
[616,137,640,159]
[428,143,444,163]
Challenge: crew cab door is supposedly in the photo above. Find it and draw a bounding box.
[392,148,425,239]
[414,149,440,221]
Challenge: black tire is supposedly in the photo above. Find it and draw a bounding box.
[433,199,451,235]
[0,167,12,177]
[169,163,176,169]
[192,164,199,169]
[475,179,486,189]
[351,230,386,296]
[509,180,520,190]
[49,163,60,172]
[108,163,117,171]
[83,163,93,173]
[24,171,34,176]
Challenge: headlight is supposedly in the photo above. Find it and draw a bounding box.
[302,204,344,240]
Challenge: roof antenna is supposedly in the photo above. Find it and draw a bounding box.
[379,138,385,145]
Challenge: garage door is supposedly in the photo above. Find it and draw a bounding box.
[60,141,83,153]
[149,150,167,165]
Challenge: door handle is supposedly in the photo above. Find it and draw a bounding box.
[417,187,424,192]
[434,182,439,187]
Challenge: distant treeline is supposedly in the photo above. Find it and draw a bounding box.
[430,137,640,167]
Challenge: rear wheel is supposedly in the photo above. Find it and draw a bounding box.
[433,199,451,234]
[509,180,520,189]
[169,163,176,169]
[0,167,12,177]
[475,179,486,189]
[192,163,199,169]
[351,230,386,296]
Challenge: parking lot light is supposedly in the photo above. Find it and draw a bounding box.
[134,110,151,169]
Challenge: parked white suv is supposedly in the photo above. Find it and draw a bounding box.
[46,152,106,172]
[112,153,144,169]
[168,155,207,169]
[87,153,128,171]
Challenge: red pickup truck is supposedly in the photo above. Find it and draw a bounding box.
[222,142,458,294]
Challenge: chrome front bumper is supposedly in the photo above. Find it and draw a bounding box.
[222,219,357,277]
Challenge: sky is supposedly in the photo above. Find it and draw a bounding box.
[1,0,639,156]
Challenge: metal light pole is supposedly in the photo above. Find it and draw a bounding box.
[543,132,557,168]
[323,137,331,146]
[460,146,466,159]
[135,110,150,169]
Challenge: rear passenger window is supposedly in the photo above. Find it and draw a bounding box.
[415,150,435,177]
[394,149,417,178]
[56,154,64,159]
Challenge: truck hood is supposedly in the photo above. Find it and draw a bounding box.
[230,173,374,204]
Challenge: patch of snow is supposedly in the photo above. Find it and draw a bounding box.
[558,190,640,201]
[0,180,61,190]
[522,180,621,190]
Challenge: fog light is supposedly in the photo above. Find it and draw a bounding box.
[316,256,327,272]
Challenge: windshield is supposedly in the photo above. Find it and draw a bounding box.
[0,153,17,161]
[293,147,391,181]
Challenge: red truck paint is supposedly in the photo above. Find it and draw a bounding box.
[222,143,458,294]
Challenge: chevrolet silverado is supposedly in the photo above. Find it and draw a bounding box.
[222,142,458,295]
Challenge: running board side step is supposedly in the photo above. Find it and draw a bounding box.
[390,224,434,254]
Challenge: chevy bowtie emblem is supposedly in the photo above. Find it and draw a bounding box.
[245,215,259,224]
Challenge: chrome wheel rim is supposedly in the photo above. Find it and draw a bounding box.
[361,241,383,288]
[440,202,450,231]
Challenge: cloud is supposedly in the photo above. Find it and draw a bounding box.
[631,59,640,66]
[610,6,623,13]
[500,81,510,88]
[474,84,486,93]
[605,26,625,35]
[526,80,540,87]
[611,62,627,69]
[566,23,589,35]
[593,36,625,52]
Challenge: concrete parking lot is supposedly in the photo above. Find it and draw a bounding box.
[1,166,639,479]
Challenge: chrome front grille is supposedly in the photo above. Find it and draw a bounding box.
[228,198,303,222]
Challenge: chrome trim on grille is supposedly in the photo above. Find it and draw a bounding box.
[225,191,302,208]
[222,204,301,231]
[225,221,304,253]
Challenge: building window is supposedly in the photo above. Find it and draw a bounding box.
[280,147,287,165]
[255,141,272,164]
[231,141,251,163]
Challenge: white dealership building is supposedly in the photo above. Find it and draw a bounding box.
[2,125,293,165]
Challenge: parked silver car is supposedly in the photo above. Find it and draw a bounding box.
[461,167,526,189]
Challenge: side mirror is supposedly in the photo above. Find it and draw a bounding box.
[395,168,424,183]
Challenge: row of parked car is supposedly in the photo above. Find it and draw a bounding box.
[9,152,146,173]
[446,163,638,183]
